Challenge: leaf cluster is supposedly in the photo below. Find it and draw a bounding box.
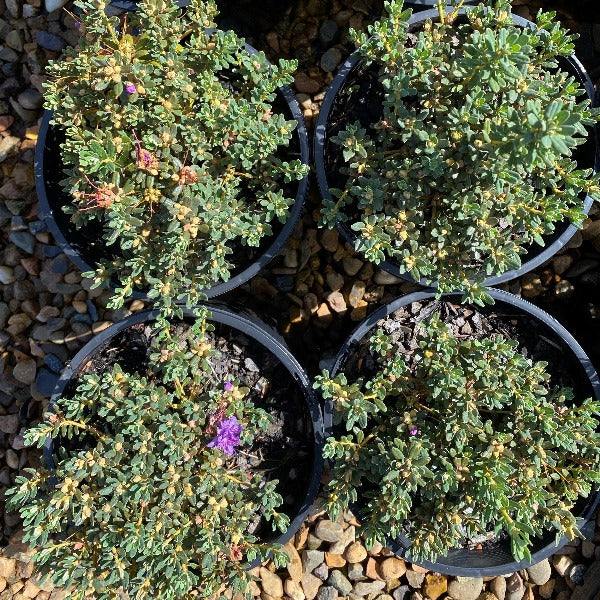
[46,0,308,314]
[320,0,600,303]
[314,315,600,563]
[7,315,289,599]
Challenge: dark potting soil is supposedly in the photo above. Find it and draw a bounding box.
[58,317,314,543]
[43,82,303,292]
[336,298,595,553]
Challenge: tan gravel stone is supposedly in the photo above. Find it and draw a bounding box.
[260,567,283,597]
[285,542,303,582]
[345,541,367,564]
[325,553,346,568]
[0,558,16,580]
[424,574,448,600]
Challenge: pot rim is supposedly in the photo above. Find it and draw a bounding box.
[313,7,600,290]
[43,304,324,566]
[324,287,600,576]
[36,34,310,301]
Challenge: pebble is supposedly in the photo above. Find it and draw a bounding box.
[260,567,283,597]
[316,586,338,600]
[423,573,447,600]
[9,231,36,254]
[302,572,323,600]
[13,359,37,385]
[5,448,19,469]
[538,579,555,599]
[0,557,16,579]
[406,570,426,588]
[447,577,484,600]
[45,0,69,10]
[319,20,339,44]
[303,550,325,574]
[320,47,343,72]
[553,555,574,577]
[0,136,20,162]
[320,228,339,252]
[353,580,386,596]
[326,271,344,292]
[342,256,363,276]
[581,540,595,559]
[327,570,352,595]
[374,269,403,285]
[505,573,525,600]
[0,265,15,284]
[0,414,19,434]
[554,280,574,300]
[295,72,321,94]
[520,273,544,298]
[345,542,367,564]
[568,564,586,586]
[347,562,366,581]
[285,543,303,582]
[314,563,329,581]
[285,579,305,600]
[326,291,347,313]
[490,576,506,600]
[380,557,406,581]
[393,586,411,600]
[17,88,44,110]
[44,353,63,373]
[36,30,66,52]
[33,368,59,397]
[526,559,552,585]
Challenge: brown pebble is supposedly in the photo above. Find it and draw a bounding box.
[345,541,367,564]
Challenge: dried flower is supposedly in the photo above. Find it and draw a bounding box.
[207,416,242,455]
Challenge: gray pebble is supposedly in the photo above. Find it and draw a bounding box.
[9,231,36,254]
[18,88,44,110]
[347,562,366,581]
[320,47,343,73]
[569,564,587,586]
[29,220,47,234]
[327,570,352,595]
[353,581,386,596]
[314,562,329,581]
[44,245,63,258]
[0,136,20,162]
[34,368,59,397]
[43,353,63,373]
[393,586,411,600]
[36,30,66,52]
[319,19,339,45]
[302,549,325,574]
[317,586,338,600]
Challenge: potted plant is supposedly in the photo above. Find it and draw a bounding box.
[314,0,600,304]
[37,0,310,313]
[315,289,600,576]
[7,306,324,599]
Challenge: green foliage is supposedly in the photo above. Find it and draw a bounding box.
[315,315,600,563]
[320,0,600,303]
[46,0,308,314]
[7,315,289,599]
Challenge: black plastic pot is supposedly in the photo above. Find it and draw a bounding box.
[314,8,600,290]
[36,39,310,301]
[43,304,324,567]
[324,287,600,577]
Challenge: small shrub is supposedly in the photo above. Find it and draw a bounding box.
[315,315,600,563]
[7,316,289,599]
[46,0,308,313]
[319,0,600,303]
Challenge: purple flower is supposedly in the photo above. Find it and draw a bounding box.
[409,428,419,436]
[74,21,81,29]
[224,381,234,392]
[125,83,137,94]
[207,416,242,455]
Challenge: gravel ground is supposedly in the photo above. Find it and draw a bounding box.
[1,0,600,598]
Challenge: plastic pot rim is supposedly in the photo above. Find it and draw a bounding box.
[42,304,324,568]
[36,35,310,301]
[323,287,600,576]
[313,8,600,290]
